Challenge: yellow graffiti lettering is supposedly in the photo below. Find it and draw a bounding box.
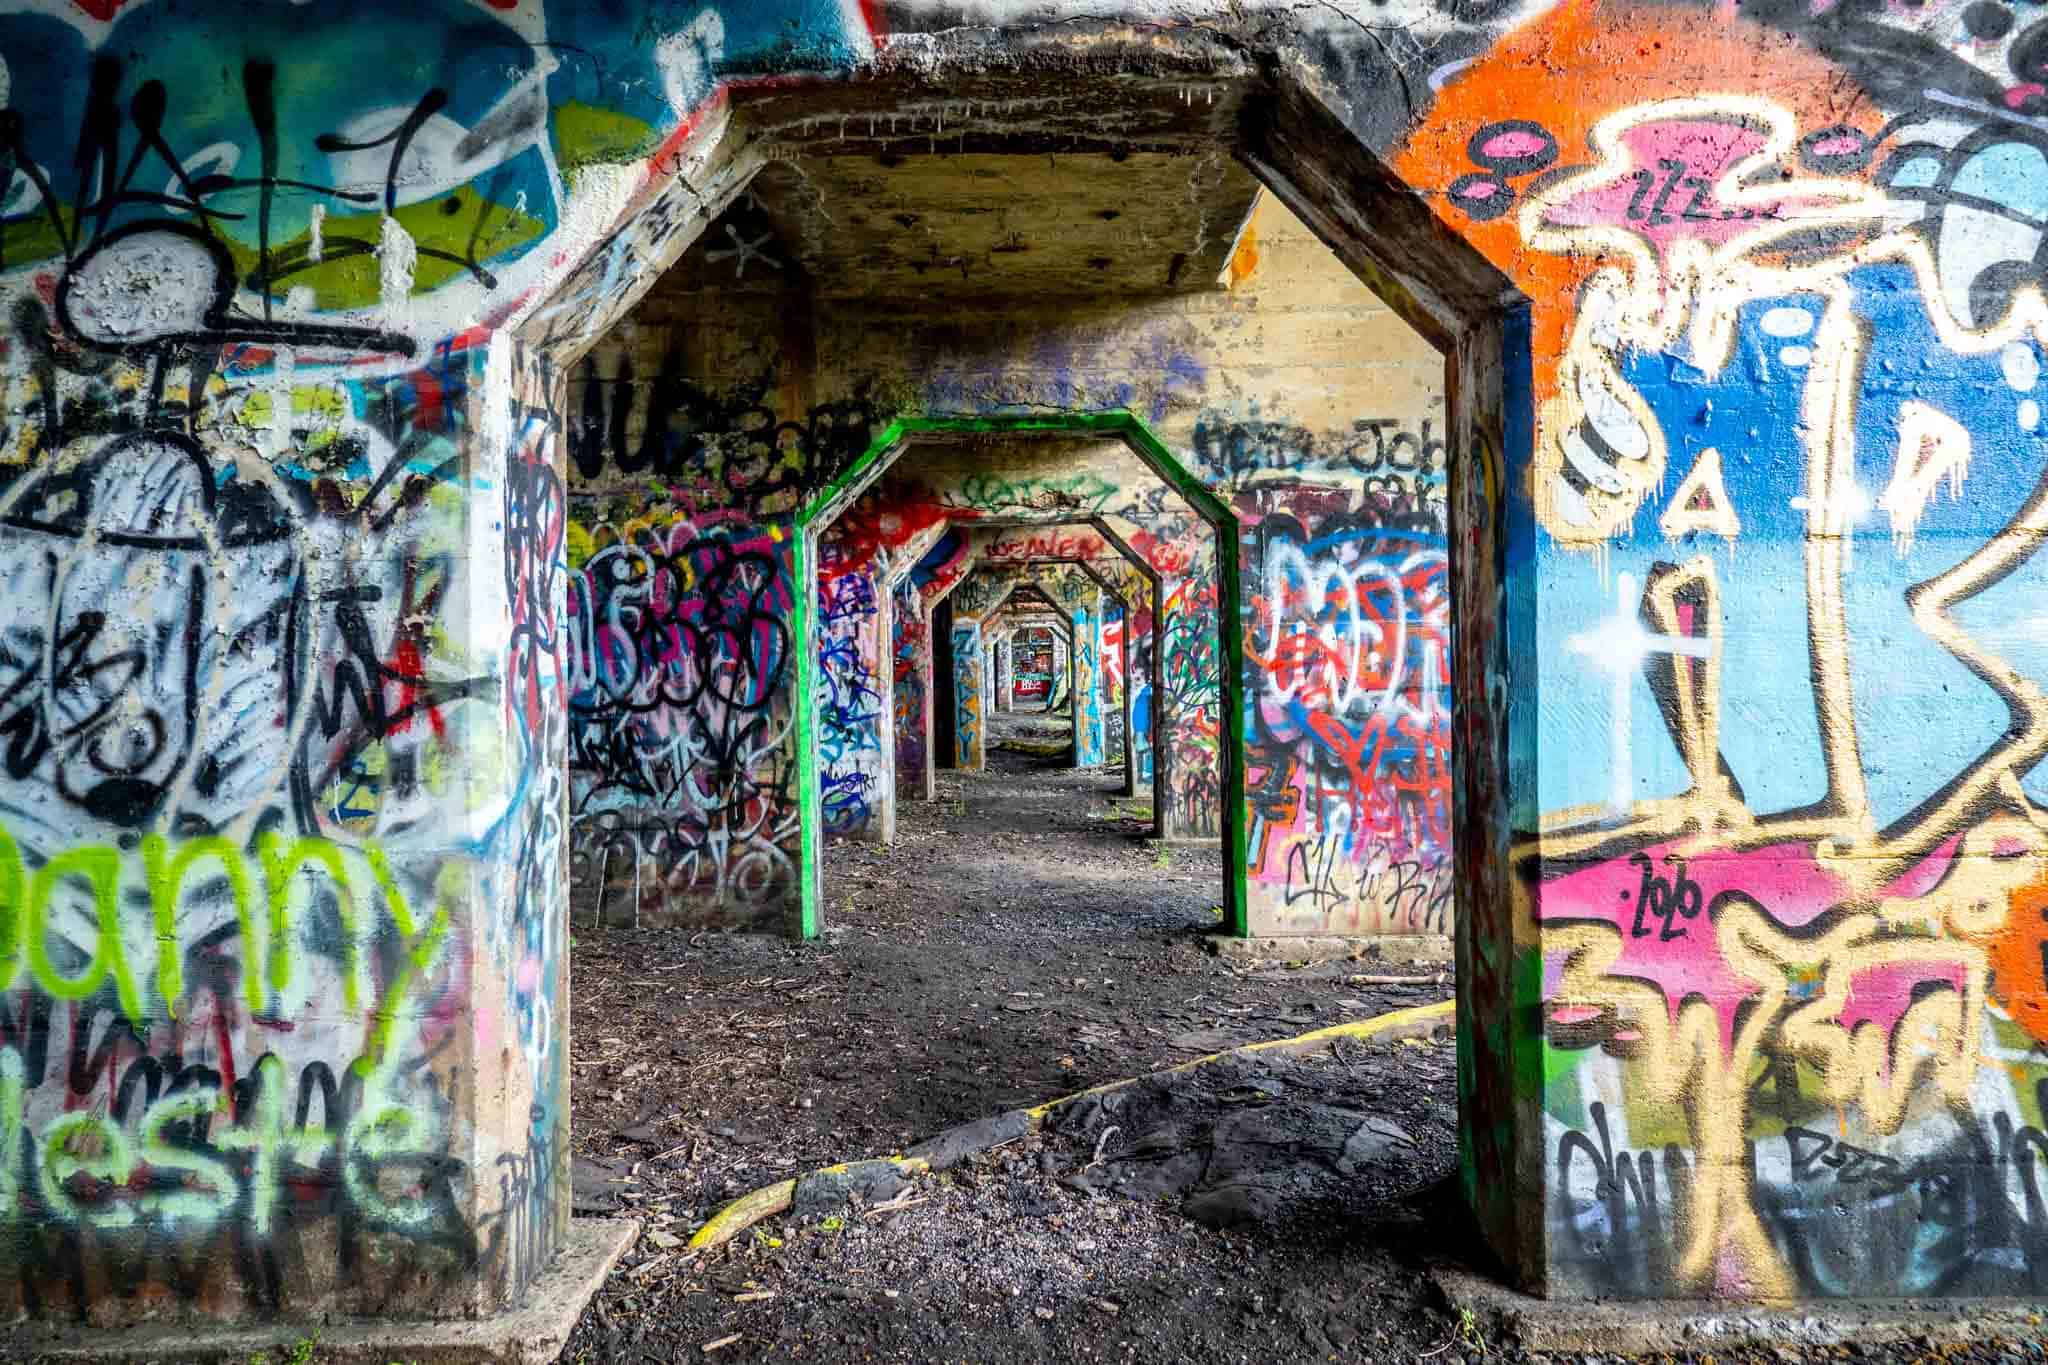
[143,833,256,1017]
[257,833,359,1011]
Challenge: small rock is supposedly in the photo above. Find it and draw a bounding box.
[571,1156,633,1215]
[1035,1306,1054,1320]
[906,1110,1034,1172]
[645,1229,683,1251]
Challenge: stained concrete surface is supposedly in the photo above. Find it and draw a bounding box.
[1436,1265,2048,1358]
[8,1218,638,1365]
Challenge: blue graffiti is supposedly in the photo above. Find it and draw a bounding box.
[1538,261,2048,823]
[1074,606,1106,767]
[818,569,881,835]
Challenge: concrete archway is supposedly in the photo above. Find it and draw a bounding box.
[0,12,1527,1337]
[935,554,1139,787]
[923,517,1165,820]
[791,412,1250,938]
[522,48,1525,1287]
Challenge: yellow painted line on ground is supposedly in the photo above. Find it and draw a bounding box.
[683,996,1455,1256]
[688,1179,798,1253]
[1025,996,1454,1118]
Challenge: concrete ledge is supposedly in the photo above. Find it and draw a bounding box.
[1208,932,1453,966]
[1433,1264,2048,1355]
[4,1217,640,1365]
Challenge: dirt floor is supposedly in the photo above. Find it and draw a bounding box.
[554,716,2048,1365]
[561,711,1454,1233]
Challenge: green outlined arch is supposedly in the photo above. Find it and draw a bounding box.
[791,411,1248,941]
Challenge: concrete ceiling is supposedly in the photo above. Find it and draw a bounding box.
[739,151,1261,299]
[656,69,1265,300]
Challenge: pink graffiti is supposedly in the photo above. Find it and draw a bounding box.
[1537,116,1872,277]
[1837,959,1968,1075]
[1538,840,1852,1054]
[1538,832,1987,1060]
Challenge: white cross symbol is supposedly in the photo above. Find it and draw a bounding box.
[707,224,779,279]
[1568,571,1713,816]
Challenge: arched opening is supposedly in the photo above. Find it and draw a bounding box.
[792,413,1246,938]
[0,7,1533,1341]
[536,53,1531,1309]
[924,515,1165,823]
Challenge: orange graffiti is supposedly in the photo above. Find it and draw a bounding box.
[1390,0,1884,405]
[1227,216,1261,289]
[1992,866,2048,1046]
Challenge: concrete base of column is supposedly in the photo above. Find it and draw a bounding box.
[1207,932,1453,966]
[1432,1262,2043,1354]
[0,1219,640,1365]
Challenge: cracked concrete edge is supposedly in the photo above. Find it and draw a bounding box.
[1,1217,640,1365]
[684,997,1456,1257]
[1431,1264,2048,1354]
[686,1155,934,1255]
[1207,932,1454,966]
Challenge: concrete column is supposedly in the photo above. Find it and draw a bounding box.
[1116,604,1137,797]
[0,334,581,1327]
[816,553,886,843]
[892,582,929,803]
[917,599,938,800]
[1153,567,1223,842]
[871,574,896,844]
[1072,588,1106,768]
[951,624,984,770]
[1131,595,1157,806]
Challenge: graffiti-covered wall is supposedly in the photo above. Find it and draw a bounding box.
[561,177,1447,931]
[0,219,568,1330]
[0,0,884,1320]
[1385,0,2048,1300]
[31,0,2048,1319]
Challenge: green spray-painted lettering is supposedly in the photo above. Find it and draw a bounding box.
[142,833,256,1017]
[0,819,428,1030]
[26,846,143,1025]
[38,1110,137,1230]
